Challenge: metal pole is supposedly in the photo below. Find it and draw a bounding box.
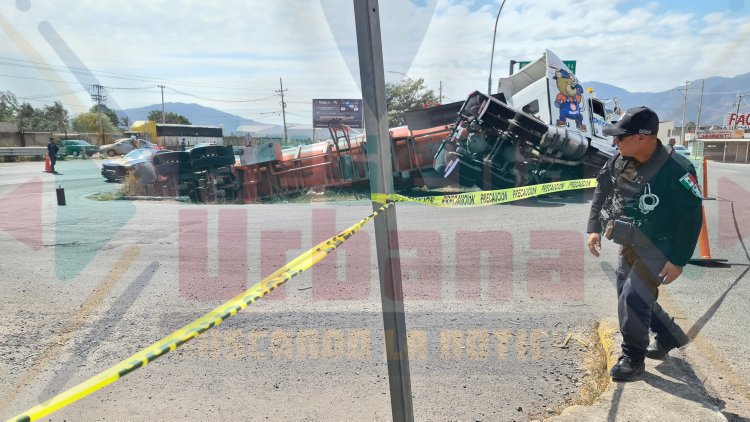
[487,0,507,95]
[279,78,288,144]
[158,84,166,124]
[695,80,705,137]
[680,80,690,146]
[353,1,413,421]
[508,59,516,76]
[733,93,744,130]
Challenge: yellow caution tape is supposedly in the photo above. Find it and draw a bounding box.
[371,178,597,207]
[9,202,394,422]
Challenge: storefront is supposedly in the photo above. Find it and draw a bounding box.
[696,131,750,163]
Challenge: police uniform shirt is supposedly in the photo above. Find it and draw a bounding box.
[587,141,703,266]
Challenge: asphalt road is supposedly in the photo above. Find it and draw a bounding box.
[0,158,748,420]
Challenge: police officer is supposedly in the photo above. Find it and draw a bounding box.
[47,137,59,173]
[586,106,703,381]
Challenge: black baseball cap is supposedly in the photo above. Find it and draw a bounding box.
[603,106,659,136]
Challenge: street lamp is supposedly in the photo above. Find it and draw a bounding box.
[488,0,507,95]
[387,70,411,81]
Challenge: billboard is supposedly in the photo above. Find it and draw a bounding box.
[723,113,750,129]
[312,99,363,128]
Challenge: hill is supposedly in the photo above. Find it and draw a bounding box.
[586,72,750,127]
[117,71,750,134]
[117,102,270,135]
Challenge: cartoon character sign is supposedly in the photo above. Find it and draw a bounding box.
[553,69,587,131]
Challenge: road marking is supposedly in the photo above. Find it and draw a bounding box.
[0,245,139,413]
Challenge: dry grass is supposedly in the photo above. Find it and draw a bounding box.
[568,325,610,407]
[534,323,610,421]
[259,186,370,204]
[119,172,145,196]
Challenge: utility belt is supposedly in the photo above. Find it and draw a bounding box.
[602,214,672,247]
[603,215,637,246]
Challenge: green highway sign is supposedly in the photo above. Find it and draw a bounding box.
[517,60,577,75]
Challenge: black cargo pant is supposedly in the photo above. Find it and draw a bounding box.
[615,243,690,361]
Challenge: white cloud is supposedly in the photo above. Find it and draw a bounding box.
[0,0,748,125]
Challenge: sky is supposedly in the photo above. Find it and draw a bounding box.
[0,0,749,127]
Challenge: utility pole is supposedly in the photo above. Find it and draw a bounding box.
[733,93,745,129]
[88,84,106,145]
[439,80,443,104]
[695,80,705,136]
[276,78,288,144]
[158,84,166,123]
[680,80,691,146]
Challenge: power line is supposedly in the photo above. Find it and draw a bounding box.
[0,56,275,91]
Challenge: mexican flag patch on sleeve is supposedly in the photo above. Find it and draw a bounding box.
[679,173,703,199]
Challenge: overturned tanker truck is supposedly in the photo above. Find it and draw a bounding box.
[152,50,617,203]
[423,49,617,190]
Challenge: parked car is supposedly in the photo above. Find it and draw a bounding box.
[60,139,98,157]
[99,137,162,157]
[672,145,691,157]
[101,148,164,182]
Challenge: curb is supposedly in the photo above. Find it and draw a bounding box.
[596,318,619,377]
[548,318,727,421]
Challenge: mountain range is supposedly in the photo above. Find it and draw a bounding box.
[116,102,268,135]
[586,72,750,127]
[118,72,750,134]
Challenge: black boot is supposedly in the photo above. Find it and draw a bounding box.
[610,356,645,381]
[646,339,673,360]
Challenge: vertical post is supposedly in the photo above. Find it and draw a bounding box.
[278,78,289,145]
[353,1,413,421]
[508,59,516,76]
[159,84,166,124]
[680,80,690,146]
[695,80,705,139]
[733,93,744,129]
[487,0,507,95]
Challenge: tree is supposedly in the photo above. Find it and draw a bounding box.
[44,101,70,134]
[147,110,191,125]
[16,103,39,131]
[0,90,19,122]
[385,77,438,127]
[120,115,131,130]
[72,111,116,133]
[90,104,119,128]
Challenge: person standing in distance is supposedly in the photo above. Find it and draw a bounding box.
[586,106,703,381]
[47,137,59,173]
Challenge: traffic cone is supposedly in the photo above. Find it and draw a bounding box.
[689,157,729,268]
[44,154,51,173]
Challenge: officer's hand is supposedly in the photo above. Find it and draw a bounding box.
[587,232,601,257]
[659,261,683,285]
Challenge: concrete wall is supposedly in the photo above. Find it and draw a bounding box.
[0,131,120,147]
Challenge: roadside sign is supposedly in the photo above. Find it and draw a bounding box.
[517,60,577,74]
[312,99,364,128]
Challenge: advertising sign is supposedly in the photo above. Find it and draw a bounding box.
[312,99,363,128]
